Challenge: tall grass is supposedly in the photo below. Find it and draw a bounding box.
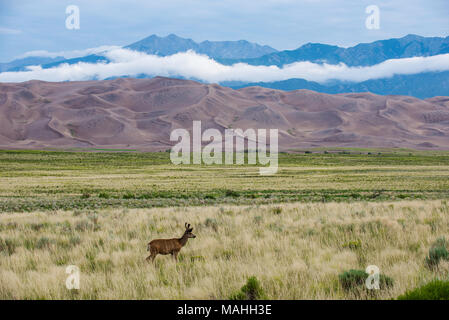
[1,200,448,299]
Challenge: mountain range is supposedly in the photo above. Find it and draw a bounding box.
[125,33,277,59]
[1,34,278,72]
[218,34,449,66]
[1,77,448,151]
[1,34,449,98]
[230,71,449,99]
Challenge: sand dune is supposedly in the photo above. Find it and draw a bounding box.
[0,77,448,150]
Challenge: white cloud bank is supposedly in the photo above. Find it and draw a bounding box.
[1,48,449,84]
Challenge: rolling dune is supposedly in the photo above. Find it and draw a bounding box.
[0,77,448,150]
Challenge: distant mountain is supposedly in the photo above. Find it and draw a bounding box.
[41,54,110,69]
[125,34,278,59]
[33,34,277,69]
[2,34,449,99]
[3,34,449,71]
[229,71,449,99]
[0,56,65,72]
[219,34,449,67]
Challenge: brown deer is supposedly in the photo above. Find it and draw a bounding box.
[146,223,196,263]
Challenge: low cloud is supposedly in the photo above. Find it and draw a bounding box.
[16,46,121,60]
[1,48,449,84]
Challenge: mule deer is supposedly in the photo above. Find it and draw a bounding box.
[146,223,196,263]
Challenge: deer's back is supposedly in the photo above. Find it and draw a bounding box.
[149,238,180,254]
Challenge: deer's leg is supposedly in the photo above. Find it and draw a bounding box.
[146,254,155,263]
[173,251,179,262]
[146,251,157,263]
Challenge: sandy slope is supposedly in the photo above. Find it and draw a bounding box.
[0,77,448,150]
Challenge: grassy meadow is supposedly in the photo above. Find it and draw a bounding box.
[1,149,449,212]
[0,149,449,299]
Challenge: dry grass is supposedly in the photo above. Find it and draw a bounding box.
[1,200,448,299]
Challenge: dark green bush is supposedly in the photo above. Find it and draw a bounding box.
[397,280,449,300]
[339,269,394,292]
[230,276,267,300]
[122,192,136,199]
[98,192,110,199]
[426,237,449,269]
[225,190,240,198]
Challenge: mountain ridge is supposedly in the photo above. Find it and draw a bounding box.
[229,71,449,99]
[125,33,278,59]
[218,34,449,66]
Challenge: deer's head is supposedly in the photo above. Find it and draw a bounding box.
[184,223,196,238]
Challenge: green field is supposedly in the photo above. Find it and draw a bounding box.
[0,149,448,212]
[1,149,449,299]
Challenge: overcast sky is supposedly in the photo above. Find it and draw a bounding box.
[0,0,448,62]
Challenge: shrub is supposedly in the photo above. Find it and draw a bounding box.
[98,192,110,199]
[343,240,362,250]
[81,192,91,199]
[75,220,93,232]
[122,192,136,199]
[69,235,81,247]
[30,223,49,231]
[230,276,267,300]
[397,280,449,300]
[36,237,52,249]
[339,269,394,292]
[0,238,17,256]
[426,237,449,269]
[339,269,367,290]
[204,218,218,231]
[225,190,240,198]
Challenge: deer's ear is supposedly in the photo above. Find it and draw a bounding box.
[188,228,193,232]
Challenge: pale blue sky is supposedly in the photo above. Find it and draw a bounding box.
[0,0,448,62]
